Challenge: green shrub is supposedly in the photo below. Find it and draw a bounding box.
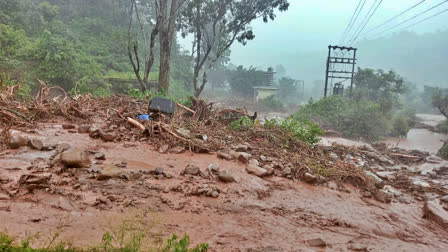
[437,120,448,134]
[229,116,254,131]
[259,95,284,111]
[280,118,323,144]
[438,142,448,160]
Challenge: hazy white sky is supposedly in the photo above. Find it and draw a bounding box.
[229,0,448,68]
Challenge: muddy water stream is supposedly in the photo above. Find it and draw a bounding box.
[321,114,447,154]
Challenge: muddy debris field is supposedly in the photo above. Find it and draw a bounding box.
[1,83,448,251]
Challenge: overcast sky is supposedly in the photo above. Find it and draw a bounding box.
[229,0,448,69]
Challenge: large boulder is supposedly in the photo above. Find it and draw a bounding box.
[9,135,28,149]
[60,148,91,168]
[423,200,448,228]
[246,164,268,177]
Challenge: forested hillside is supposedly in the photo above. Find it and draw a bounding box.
[0,0,192,97]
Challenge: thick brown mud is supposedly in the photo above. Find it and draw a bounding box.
[1,122,448,251]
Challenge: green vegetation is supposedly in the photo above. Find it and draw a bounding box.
[293,68,416,140]
[0,232,208,252]
[229,116,323,145]
[259,95,284,112]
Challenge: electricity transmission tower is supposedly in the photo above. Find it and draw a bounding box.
[324,45,357,97]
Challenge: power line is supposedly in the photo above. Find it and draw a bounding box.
[375,7,448,39]
[362,0,426,35]
[367,0,448,39]
[339,0,363,44]
[348,0,383,46]
[341,0,368,44]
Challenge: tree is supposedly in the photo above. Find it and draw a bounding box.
[179,0,289,97]
[432,89,448,119]
[228,65,268,97]
[278,77,297,101]
[353,68,406,114]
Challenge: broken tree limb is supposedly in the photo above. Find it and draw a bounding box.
[389,153,421,159]
[127,117,145,131]
[176,102,195,114]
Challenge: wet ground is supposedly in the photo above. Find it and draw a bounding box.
[1,116,448,251]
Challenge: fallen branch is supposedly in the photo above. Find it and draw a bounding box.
[389,153,421,159]
[176,102,195,114]
[127,117,145,131]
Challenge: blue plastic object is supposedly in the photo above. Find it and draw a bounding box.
[138,114,150,121]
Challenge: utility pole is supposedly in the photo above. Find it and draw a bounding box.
[324,45,357,97]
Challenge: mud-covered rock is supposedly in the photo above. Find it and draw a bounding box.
[218,171,235,183]
[60,148,91,168]
[423,200,448,228]
[375,189,392,203]
[78,124,91,133]
[62,124,75,129]
[238,152,252,164]
[169,146,185,154]
[183,164,201,176]
[19,174,51,191]
[306,238,326,247]
[97,165,123,180]
[303,173,317,184]
[233,144,249,152]
[262,164,274,176]
[94,152,106,160]
[99,130,116,142]
[9,135,28,149]
[28,139,44,150]
[217,151,233,160]
[246,164,267,177]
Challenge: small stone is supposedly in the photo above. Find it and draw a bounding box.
[9,135,28,149]
[97,165,123,180]
[246,164,268,177]
[0,193,10,200]
[60,148,90,168]
[184,164,200,176]
[375,189,392,203]
[195,134,208,142]
[441,195,448,203]
[329,152,339,159]
[303,173,317,184]
[238,152,252,164]
[262,164,274,176]
[154,167,164,175]
[217,151,233,160]
[249,159,259,166]
[29,139,44,150]
[159,144,169,153]
[211,191,219,198]
[169,146,185,154]
[218,171,235,183]
[89,126,100,138]
[62,124,75,129]
[234,144,249,152]
[423,200,448,228]
[306,238,326,247]
[260,155,267,162]
[94,152,106,160]
[115,161,127,168]
[78,124,91,133]
[99,130,116,142]
[208,164,220,173]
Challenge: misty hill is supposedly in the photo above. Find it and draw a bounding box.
[276,29,448,88]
